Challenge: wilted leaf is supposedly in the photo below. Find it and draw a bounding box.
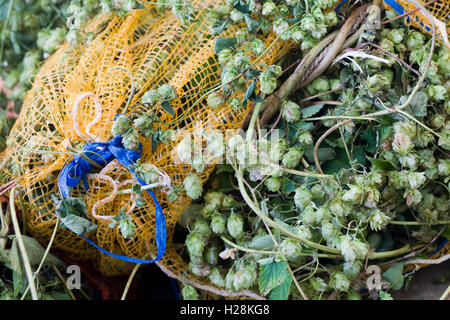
[214,37,237,53]
[233,0,249,13]
[301,104,325,118]
[282,178,296,195]
[248,235,274,250]
[8,235,59,275]
[403,91,428,117]
[244,14,259,33]
[368,157,396,171]
[161,101,175,117]
[55,197,97,235]
[383,263,404,291]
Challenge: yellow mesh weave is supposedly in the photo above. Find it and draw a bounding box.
[383,0,449,47]
[2,1,296,277]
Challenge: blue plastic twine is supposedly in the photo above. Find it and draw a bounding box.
[58,133,166,264]
[335,0,405,15]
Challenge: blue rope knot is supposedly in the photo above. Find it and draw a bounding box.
[58,134,166,263]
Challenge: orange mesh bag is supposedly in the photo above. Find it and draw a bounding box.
[1,0,296,281]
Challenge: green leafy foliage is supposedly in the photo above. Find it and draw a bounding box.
[55,196,97,235]
[258,260,289,296]
[214,37,237,53]
[383,263,405,291]
[269,277,292,300]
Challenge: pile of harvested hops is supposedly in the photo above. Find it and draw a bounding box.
[172,0,450,300]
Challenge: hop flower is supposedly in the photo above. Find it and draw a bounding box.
[317,0,339,9]
[207,92,226,109]
[301,205,316,225]
[294,186,312,210]
[404,188,422,206]
[66,29,83,48]
[343,261,362,279]
[194,219,211,239]
[227,212,244,239]
[408,171,426,189]
[235,29,249,43]
[387,28,405,44]
[111,114,131,136]
[259,69,279,94]
[122,128,140,150]
[157,84,176,100]
[324,11,338,26]
[430,114,445,129]
[282,100,301,123]
[330,79,341,91]
[368,209,391,231]
[300,15,315,32]
[301,37,317,51]
[406,31,425,50]
[298,131,313,146]
[183,173,203,200]
[232,263,257,291]
[37,27,66,53]
[262,1,276,15]
[211,213,226,234]
[268,138,288,163]
[291,26,305,42]
[426,85,447,102]
[209,267,226,288]
[229,9,244,23]
[273,18,290,38]
[229,97,243,110]
[141,89,160,105]
[295,224,312,240]
[133,114,153,133]
[337,235,368,263]
[437,159,450,176]
[189,260,211,277]
[392,131,413,154]
[278,4,289,15]
[280,239,302,259]
[251,38,265,56]
[321,221,340,244]
[310,277,327,292]
[264,177,282,192]
[186,232,206,256]
[100,0,138,16]
[329,199,348,217]
[218,48,234,66]
[118,215,136,239]
[181,284,199,300]
[366,73,391,93]
[329,272,351,292]
[136,163,160,185]
[282,146,304,168]
[205,246,219,266]
[312,77,330,93]
[342,185,364,203]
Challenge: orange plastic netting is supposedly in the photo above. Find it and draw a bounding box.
[383,0,449,47]
[1,1,296,277]
[0,0,448,294]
